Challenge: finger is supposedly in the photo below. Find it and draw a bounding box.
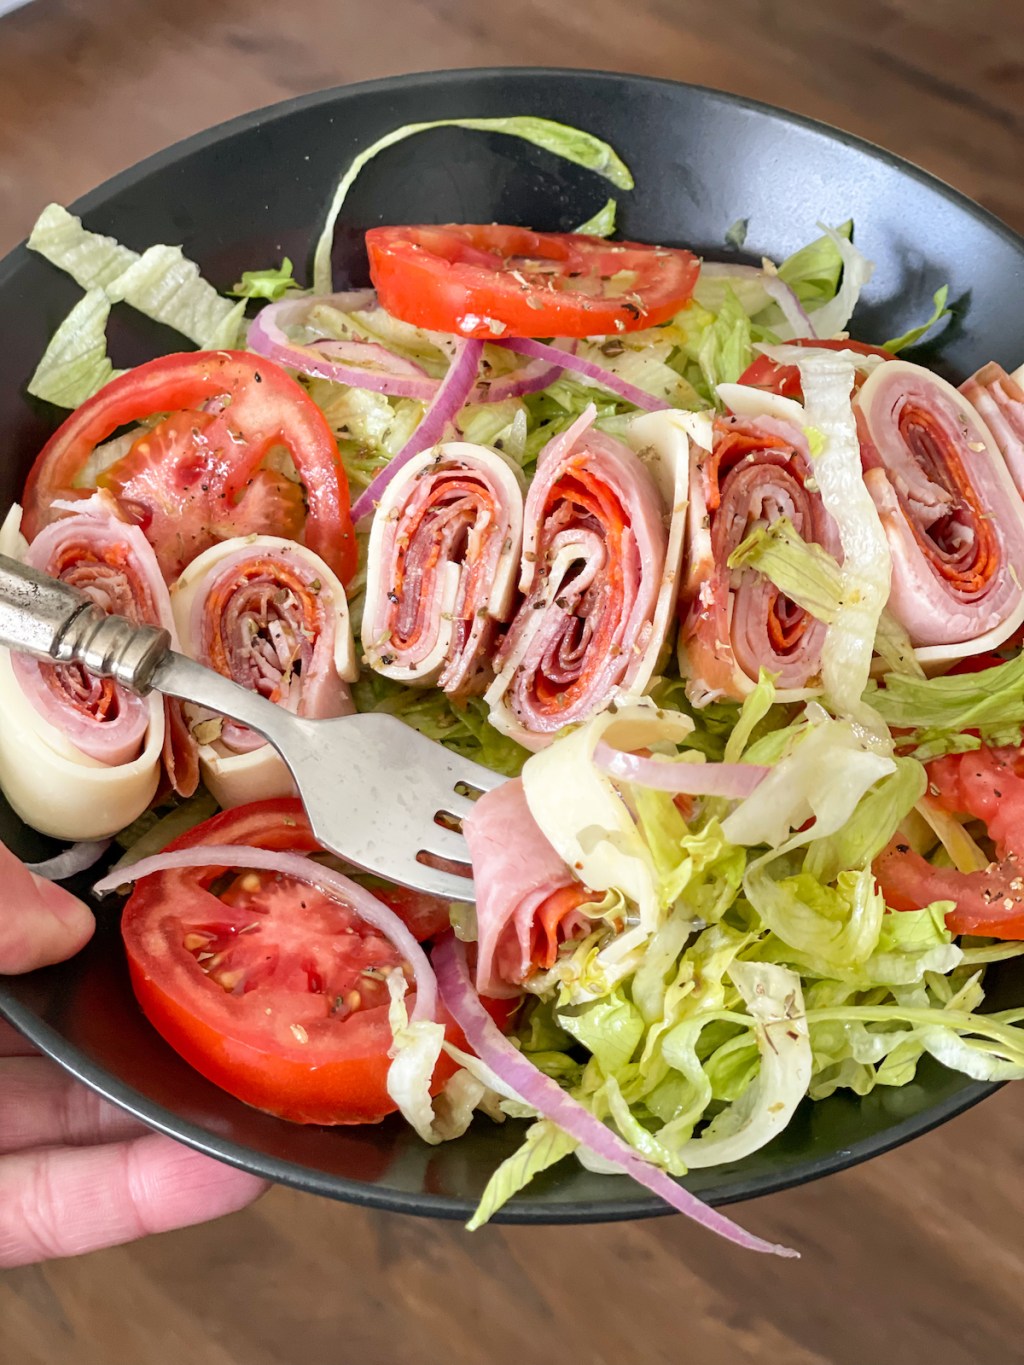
[0,840,95,973]
[0,1057,147,1152]
[0,1021,37,1058]
[0,1133,269,1267]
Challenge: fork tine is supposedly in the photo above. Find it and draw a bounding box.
[448,761,507,794]
[353,839,474,901]
[417,822,473,866]
[435,789,480,824]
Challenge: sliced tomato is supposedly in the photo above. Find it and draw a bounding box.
[874,745,1024,939]
[120,797,503,1124]
[366,224,700,340]
[358,879,454,942]
[22,352,355,584]
[736,338,894,402]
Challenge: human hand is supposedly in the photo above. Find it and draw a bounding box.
[0,842,268,1266]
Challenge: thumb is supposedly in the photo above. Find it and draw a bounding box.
[0,839,95,973]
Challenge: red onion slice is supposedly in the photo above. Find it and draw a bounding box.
[476,343,576,403]
[498,338,669,412]
[95,846,436,1023]
[27,839,112,881]
[433,934,796,1256]
[248,297,439,400]
[351,339,485,520]
[762,275,816,340]
[594,742,770,797]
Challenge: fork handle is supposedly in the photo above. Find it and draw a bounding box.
[0,552,170,689]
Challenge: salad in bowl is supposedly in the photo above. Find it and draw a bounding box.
[5,113,1024,1258]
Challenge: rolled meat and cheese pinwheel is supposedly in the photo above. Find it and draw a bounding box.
[679,408,838,703]
[361,441,524,695]
[171,535,357,808]
[855,359,1024,663]
[960,362,1024,497]
[462,777,596,998]
[484,404,687,749]
[0,496,196,840]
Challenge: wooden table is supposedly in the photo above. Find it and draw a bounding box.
[2,2,1024,1362]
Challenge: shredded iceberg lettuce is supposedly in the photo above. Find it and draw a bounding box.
[230,257,304,301]
[574,198,619,237]
[27,203,244,407]
[351,670,528,777]
[883,285,951,353]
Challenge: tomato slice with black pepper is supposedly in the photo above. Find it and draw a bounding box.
[365,224,700,339]
[874,745,1024,939]
[22,351,356,585]
[120,798,507,1124]
[736,338,893,402]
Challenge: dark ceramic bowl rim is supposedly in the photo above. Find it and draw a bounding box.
[0,67,1012,1222]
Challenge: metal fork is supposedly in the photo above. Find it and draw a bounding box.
[0,554,506,899]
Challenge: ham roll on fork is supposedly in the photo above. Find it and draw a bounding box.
[0,495,197,840]
[855,359,1024,663]
[462,777,595,999]
[679,411,838,704]
[485,405,687,750]
[361,442,524,695]
[171,535,357,808]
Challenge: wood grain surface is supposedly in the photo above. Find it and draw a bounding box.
[2,2,1024,1362]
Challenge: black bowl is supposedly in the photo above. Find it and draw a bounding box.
[1,69,1020,1224]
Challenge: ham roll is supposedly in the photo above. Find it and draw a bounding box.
[0,497,195,840]
[485,405,684,749]
[961,362,1024,497]
[171,535,357,808]
[855,359,1024,662]
[361,442,524,695]
[463,777,595,998]
[679,410,838,703]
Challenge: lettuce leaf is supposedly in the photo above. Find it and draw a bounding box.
[351,671,528,776]
[802,757,926,884]
[558,991,644,1075]
[28,202,138,291]
[27,289,120,407]
[574,198,618,237]
[466,1120,577,1230]
[727,516,843,624]
[883,286,951,353]
[866,652,1024,756]
[776,221,851,306]
[27,204,244,407]
[230,257,304,301]
[313,116,633,295]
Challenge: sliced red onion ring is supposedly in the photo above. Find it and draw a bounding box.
[351,339,485,520]
[594,743,770,797]
[475,344,575,403]
[498,339,669,412]
[27,839,111,881]
[433,934,796,1256]
[248,296,439,400]
[762,274,816,340]
[95,846,436,1023]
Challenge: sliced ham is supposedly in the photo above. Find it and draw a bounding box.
[463,777,593,998]
[0,499,176,839]
[485,405,673,749]
[361,442,523,695]
[679,411,838,703]
[171,535,357,807]
[856,359,1024,662]
[960,362,1024,496]
[14,493,196,793]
